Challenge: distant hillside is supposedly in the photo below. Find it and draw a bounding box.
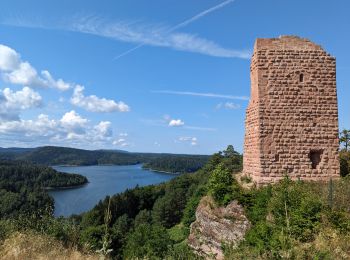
[0,146,210,173]
[143,155,210,173]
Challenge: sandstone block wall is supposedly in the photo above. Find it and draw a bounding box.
[243,36,340,185]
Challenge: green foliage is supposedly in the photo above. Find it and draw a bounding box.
[123,224,172,259]
[143,154,209,173]
[80,225,105,250]
[0,160,87,218]
[0,145,243,259]
[152,174,194,228]
[168,225,188,243]
[227,177,350,259]
[165,241,201,260]
[208,163,235,205]
[181,185,207,227]
[326,210,350,233]
[340,150,350,177]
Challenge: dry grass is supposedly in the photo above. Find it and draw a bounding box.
[0,232,99,260]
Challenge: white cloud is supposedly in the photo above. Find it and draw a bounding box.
[3,61,42,86]
[0,44,20,71]
[0,86,42,121]
[216,102,241,110]
[94,121,113,137]
[41,70,72,91]
[113,138,129,147]
[183,126,217,132]
[0,110,122,148]
[178,136,198,146]
[0,44,72,91]
[2,86,42,110]
[60,110,88,127]
[69,17,250,60]
[71,85,130,113]
[60,110,88,135]
[169,119,185,127]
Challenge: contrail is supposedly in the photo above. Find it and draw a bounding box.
[171,0,234,31]
[114,0,235,60]
[152,90,249,100]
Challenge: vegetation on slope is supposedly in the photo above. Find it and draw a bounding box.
[0,160,87,218]
[0,145,241,259]
[67,145,241,259]
[221,177,350,259]
[0,231,99,260]
[2,132,350,259]
[142,154,209,173]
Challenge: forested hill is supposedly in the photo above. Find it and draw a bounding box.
[0,146,210,172]
[0,160,88,218]
[143,155,210,173]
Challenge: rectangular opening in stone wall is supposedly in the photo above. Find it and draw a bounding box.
[299,73,304,83]
[309,150,323,169]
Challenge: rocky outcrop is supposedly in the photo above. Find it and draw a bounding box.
[188,196,250,259]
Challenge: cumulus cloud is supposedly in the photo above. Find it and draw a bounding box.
[71,85,130,113]
[0,44,20,71]
[0,86,42,121]
[169,119,185,127]
[2,86,42,110]
[216,102,241,110]
[94,121,113,137]
[41,70,71,91]
[60,110,88,134]
[0,110,121,147]
[0,44,72,90]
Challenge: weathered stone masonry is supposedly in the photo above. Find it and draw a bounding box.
[243,36,340,185]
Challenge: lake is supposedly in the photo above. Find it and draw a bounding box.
[49,164,175,217]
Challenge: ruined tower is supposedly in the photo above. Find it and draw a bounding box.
[243,36,340,185]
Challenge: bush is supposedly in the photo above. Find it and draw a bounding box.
[123,224,172,259]
[208,163,235,205]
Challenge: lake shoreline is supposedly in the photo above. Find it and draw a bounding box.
[143,167,180,175]
[51,163,141,167]
[44,182,88,191]
[49,164,176,217]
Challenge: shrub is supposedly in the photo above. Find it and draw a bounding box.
[208,163,235,205]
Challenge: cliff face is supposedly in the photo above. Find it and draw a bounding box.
[188,196,250,259]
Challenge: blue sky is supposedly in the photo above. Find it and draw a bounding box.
[0,0,349,154]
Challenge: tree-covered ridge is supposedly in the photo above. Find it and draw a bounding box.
[0,146,210,167]
[0,160,87,218]
[142,154,209,173]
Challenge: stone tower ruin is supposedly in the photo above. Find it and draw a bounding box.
[243,36,340,185]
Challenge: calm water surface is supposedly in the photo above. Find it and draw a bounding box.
[49,164,175,217]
